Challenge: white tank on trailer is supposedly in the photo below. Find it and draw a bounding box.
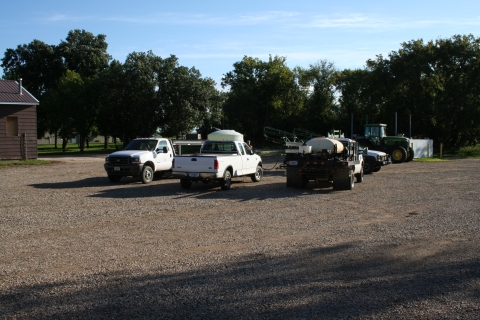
[207,130,244,142]
[305,137,344,153]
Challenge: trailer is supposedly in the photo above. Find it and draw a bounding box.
[285,137,363,190]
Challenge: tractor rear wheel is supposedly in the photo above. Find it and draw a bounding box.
[405,148,414,162]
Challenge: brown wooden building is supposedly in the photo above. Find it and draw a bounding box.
[0,79,39,159]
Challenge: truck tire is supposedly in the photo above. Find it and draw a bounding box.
[141,165,154,184]
[405,148,414,162]
[355,167,364,183]
[180,178,192,189]
[364,159,374,174]
[346,170,355,190]
[220,170,232,190]
[390,146,407,163]
[373,166,381,172]
[108,175,121,183]
[333,170,354,190]
[250,165,263,182]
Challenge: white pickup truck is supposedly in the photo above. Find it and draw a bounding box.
[172,140,263,190]
[361,148,391,174]
[104,138,174,184]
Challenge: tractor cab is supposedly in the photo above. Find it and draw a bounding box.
[364,124,387,147]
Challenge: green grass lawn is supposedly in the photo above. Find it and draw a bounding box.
[0,159,51,168]
[38,142,119,155]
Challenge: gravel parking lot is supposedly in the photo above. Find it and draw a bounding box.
[1,155,479,319]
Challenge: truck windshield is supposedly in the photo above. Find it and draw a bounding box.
[123,140,158,151]
[201,141,238,153]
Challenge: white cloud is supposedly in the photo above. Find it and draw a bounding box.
[42,10,299,26]
[305,13,480,30]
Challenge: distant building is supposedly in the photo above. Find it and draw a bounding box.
[0,79,39,159]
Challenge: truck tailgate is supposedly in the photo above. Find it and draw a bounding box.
[173,155,217,173]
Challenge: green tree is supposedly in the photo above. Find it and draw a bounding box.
[222,55,303,143]
[362,35,480,147]
[58,29,111,79]
[296,60,340,134]
[96,52,223,143]
[41,70,83,151]
[155,55,223,138]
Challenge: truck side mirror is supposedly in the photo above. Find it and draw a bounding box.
[163,147,168,153]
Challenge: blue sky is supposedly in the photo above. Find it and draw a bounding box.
[1,0,479,87]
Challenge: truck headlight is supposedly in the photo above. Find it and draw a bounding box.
[131,157,141,164]
[105,156,109,163]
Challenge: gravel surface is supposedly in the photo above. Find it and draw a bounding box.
[1,155,479,319]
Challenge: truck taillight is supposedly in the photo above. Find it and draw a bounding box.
[214,159,219,169]
[172,159,175,168]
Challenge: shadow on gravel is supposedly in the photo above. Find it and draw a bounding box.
[88,178,336,200]
[28,175,177,189]
[2,243,479,319]
[29,177,113,189]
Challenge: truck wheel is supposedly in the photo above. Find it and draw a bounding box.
[347,170,355,190]
[373,166,381,172]
[180,178,192,189]
[390,146,407,163]
[364,159,374,174]
[251,165,263,182]
[355,168,364,183]
[221,170,232,190]
[405,148,414,162]
[141,166,154,184]
[333,170,354,190]
[108,175,121,183]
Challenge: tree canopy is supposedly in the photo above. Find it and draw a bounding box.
[2,32,479,150]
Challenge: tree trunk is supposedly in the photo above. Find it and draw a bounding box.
[62,138,68,152]
[79,135,85,152]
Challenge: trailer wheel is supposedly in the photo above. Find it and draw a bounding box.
[364,159,374,174]
[220,170,232,190]
[108,175,121,183]
[251,165,263,182]
[390,146,407,163]
[180,178,192,189]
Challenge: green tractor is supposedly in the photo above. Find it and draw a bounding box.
[355,124,414,163]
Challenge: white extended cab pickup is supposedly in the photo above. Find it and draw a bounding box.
[172,140,263,190]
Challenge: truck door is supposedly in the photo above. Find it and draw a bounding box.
[234,142,248,176]
[241,142,257,174]
[155,139,173,170]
